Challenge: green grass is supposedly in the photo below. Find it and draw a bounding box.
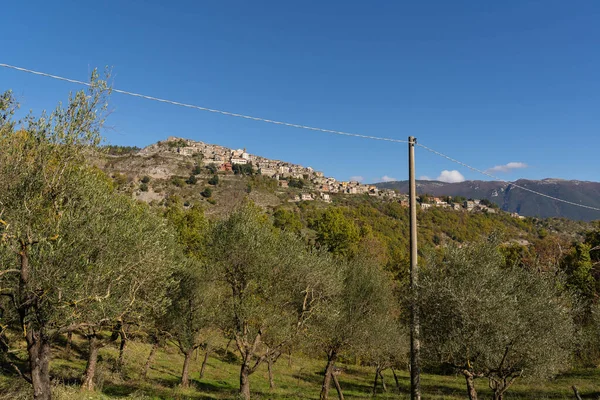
[2,337,600,399]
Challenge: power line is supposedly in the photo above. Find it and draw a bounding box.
[417,143,600,212]
[2,62,599,213]
[0,63,408,144]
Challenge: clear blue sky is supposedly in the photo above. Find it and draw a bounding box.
[2,0,599,183]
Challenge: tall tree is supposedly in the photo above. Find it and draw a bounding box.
[311,208,360,258]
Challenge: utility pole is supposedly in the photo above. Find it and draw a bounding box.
[408,136,421,400]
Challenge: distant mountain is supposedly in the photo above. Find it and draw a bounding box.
[374,179,600,221]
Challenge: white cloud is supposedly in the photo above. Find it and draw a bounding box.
[419,176,432,181]
[380,175,396,182]
[436,170,465,183]
[350,176,364,183]
[486,162,528,174]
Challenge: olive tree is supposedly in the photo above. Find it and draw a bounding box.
[72,191,175,390]
[205,204,334,399]
[418,240,574,400]
[0,74,174,398]
[163,260,219,388]
[362,316,409,395]
[161,201,220,387]
[308,255,396,400]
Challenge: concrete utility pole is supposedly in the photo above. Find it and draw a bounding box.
[408,136,421,400]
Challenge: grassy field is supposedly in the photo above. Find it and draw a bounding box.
[1,336,599,400]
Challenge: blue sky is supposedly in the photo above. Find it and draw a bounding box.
[2,0,599,183]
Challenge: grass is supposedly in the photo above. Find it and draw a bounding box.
[1,336,600,399]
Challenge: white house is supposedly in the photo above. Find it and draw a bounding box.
[301,193,314,201]
[231,157,248,165]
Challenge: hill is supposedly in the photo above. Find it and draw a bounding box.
[375,179,600,221]
[92,140,594,280]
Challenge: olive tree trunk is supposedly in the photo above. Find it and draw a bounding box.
[391,367,401,391]
[20,247,52,400]
[81,336,102,391]
[199,345,210,379]
[332,372,345,400]
[463,370,478,400]
[490,373,520,400]
[379,369,387,392]
[319,349,338,400]
[181,349,194,388]
[372,368,379,395]
[267,356,275,389]
[240,361,251,400]
[65,331,73,358]
[117,331,127,370]
[27,333,52,400]
[141,342,159,379]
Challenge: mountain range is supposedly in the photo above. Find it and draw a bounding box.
[375,179,600,221]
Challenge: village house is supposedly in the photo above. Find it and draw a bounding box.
[219,162,233,172]
[301,193,314,201]
[421,203,432,210]
[320,193,332,203]
[278,180,289,188]
[231,157,248,165]
[259,167,278,177]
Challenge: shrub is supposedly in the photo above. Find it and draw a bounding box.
[166,139,187,149]
[232,163,254,176]
[140,183,148,192]
[206,164,218,174]
[192,165,202,175]
[208,175,219,185]
[186,175,198,185]
[171,177,185,187]
[141,175,151,184]
[112,173,128,187]
[201,187,212,198]
[288,178,304,189]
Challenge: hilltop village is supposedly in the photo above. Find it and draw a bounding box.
[140,137,524,217]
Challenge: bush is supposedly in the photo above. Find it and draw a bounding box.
[201,187,212,198]
[112,173,128,187]
[171,177,185,187]
[166,139,187,149]
[140,183,148,192]
[232,163,254,176]
[186,175,198,185]
[102,145,141,155]
[207,198,217,205]
[141,175,151,184]
[288,178,304,189]
[192,165,202,175]
[480,198,498,208]
[208,175,219,185]
[206,164,218,174]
